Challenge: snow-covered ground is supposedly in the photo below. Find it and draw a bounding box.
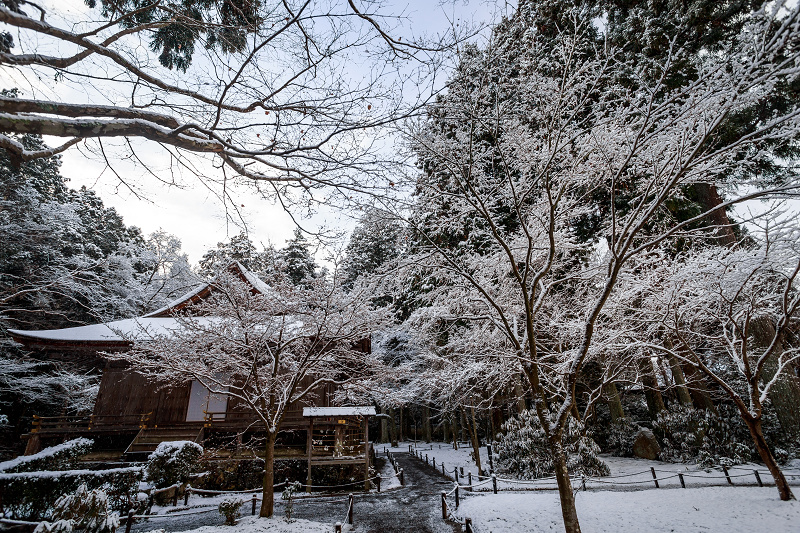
[454,487,800,533]
[140,515,333,533]
[377,441,800,491]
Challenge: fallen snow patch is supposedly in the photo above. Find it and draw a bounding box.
[455,486,800,533]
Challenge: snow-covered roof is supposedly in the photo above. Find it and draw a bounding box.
[142,283,207,318]
[144,261,275,318]
[303,407,376,417]
[8,262,287,346]
[8,317,215,344]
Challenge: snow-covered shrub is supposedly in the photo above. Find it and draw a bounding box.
[145,441,202,489]
[654,405,750,467]
[33,483,119,533]
[0,438,93,473]
[0,466,142,520]
[281,480,302,523]
[218,498,244,526]
[493,410,610,479]
[604,417,641,457]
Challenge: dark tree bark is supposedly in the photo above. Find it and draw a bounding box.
[260,432,277,517]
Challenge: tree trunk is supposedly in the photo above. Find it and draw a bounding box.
[603,382,625,421]
[751,317,800,441]
[423,405,432,443]
[514,379,527,415]
[744,416,795,501]
[451,413,459,449]
[389,407,398,447]
[690,183,737,246]
[259,433,277,517]
[380,406,389,443]
[640,358,666,420]
[551,439,581,533]
[666,353,694,407]
[681,363,717,412]
[398,407,404,443]
[466,407,484,476]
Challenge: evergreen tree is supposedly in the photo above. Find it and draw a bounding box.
[278,228,318,286]
[197,232,275,279]
[341,208,405,289]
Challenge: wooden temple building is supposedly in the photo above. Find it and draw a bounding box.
[8,262,375,480]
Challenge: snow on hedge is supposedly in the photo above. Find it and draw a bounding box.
[152,515,334,533]
[0,438,93,473]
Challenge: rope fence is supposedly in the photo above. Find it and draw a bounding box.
[407,444,800,494]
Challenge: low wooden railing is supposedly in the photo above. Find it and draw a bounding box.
[30,413,152,434]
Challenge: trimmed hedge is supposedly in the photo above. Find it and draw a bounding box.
[0,467,142,521]
[0,439,93,474]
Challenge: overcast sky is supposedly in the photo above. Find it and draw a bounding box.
[35,0,512,264]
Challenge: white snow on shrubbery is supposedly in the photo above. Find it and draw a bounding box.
[0,438,93,473]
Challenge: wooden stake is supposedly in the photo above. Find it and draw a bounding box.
[650,467,659,488]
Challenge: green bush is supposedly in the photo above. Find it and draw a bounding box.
[0,467,142,521]
[217,498,243,526]
[0,439,93,473]
[654,404,751,467]
[145,441,203,489]
[33,483,119,533]
[493,409,610,479]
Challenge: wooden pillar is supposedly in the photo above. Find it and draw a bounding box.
[306,418,314,493]
[24,434,41,456]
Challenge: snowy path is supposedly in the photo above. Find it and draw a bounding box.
[289,454,461,533]
[131,454,461,533]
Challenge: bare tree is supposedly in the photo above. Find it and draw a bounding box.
[629,217,800,500]
[393,4,800,532]
[0,0,455,205]
[116,268,391,516]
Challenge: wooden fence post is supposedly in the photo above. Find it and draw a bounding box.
[722,466,733,485]
[455,485,460,508]
[335,523,342,533]
[468,472,472,492]
[442,463,445,475]
[124,509,134,533]
[251,493,257,516]
[650,467,659,488]
[376,473,382,493]
[348,494,354,525]
[678,473,685,488]
[184,486,191,506]
[465,517,473,533]
[754,470,763,487]
[426,454,429,465]
[399,469,404,486]
[433,457,436,469]
[491,474,498,494]
[441,491,447,520]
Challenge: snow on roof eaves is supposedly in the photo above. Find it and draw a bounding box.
[7,317,208,343]
[303,407,377,417]
[142,283,207,318]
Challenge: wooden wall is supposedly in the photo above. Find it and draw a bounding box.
[93,363,190,425]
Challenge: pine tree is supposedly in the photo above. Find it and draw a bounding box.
[278,228,318,286]
[342,208,405,289]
